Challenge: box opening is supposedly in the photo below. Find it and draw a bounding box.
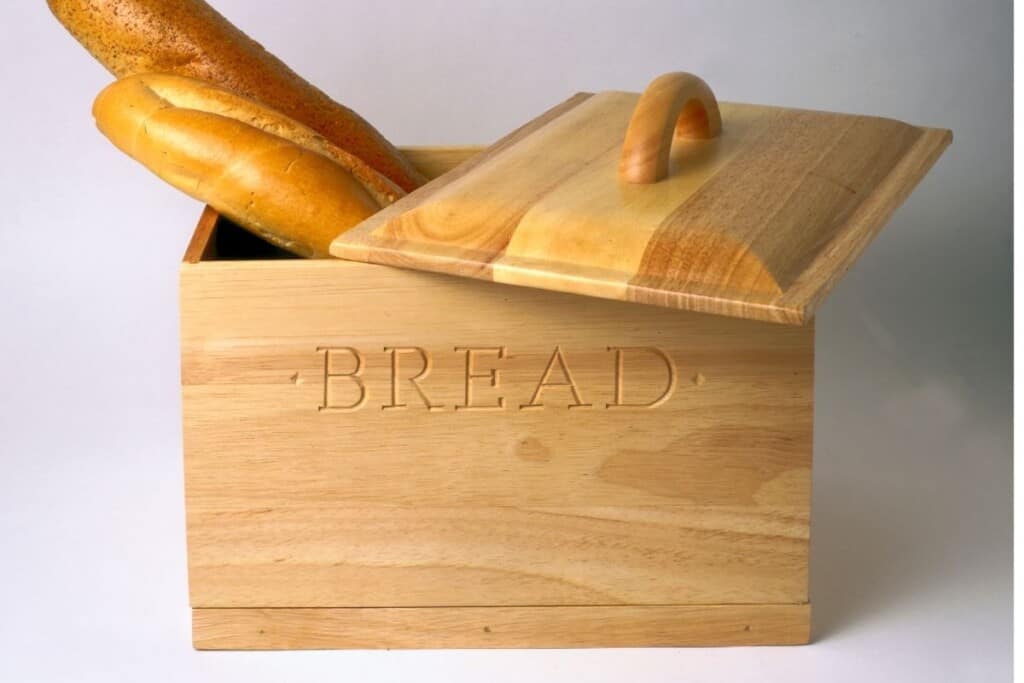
[183,206,297,263]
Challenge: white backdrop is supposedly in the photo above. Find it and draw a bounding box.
[0,1,1010,681]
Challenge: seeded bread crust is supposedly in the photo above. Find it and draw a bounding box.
[49,0,426,192]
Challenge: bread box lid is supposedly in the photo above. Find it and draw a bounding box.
[331,72,951,325]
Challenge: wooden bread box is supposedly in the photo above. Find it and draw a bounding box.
[180,73,951,649]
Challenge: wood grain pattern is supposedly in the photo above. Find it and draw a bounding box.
[332,92,951,324]
[182,147,814,647]
[401,145,485,180]
[193,604,811,649]
[181,250,812,609]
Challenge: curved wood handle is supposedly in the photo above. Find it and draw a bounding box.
[619,72,723,184]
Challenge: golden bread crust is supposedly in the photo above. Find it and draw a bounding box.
[94,73,396,257]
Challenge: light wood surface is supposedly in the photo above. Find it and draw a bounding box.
[182,147,813,647]
[333,86,951,325]
[401,145,485,180]
[181,257,813,607]
[193,604,811,649]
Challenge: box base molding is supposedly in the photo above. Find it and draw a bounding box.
[192,603,811,649]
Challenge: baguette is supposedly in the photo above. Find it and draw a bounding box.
[94,73,401,257]
[48,0,426,192]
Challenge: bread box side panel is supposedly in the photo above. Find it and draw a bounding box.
[179,252,813,609]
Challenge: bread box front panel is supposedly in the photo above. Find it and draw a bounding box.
[181,219,813,612]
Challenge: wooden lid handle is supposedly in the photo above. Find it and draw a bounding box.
[619,72,722,184]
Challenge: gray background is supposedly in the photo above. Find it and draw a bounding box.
[0,0,1010,680]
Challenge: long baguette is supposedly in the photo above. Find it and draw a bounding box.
[95,73,400,257]
[48,0,426,192]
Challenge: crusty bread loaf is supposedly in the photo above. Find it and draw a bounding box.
[48,0,426,192]
[95,73,401,257]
